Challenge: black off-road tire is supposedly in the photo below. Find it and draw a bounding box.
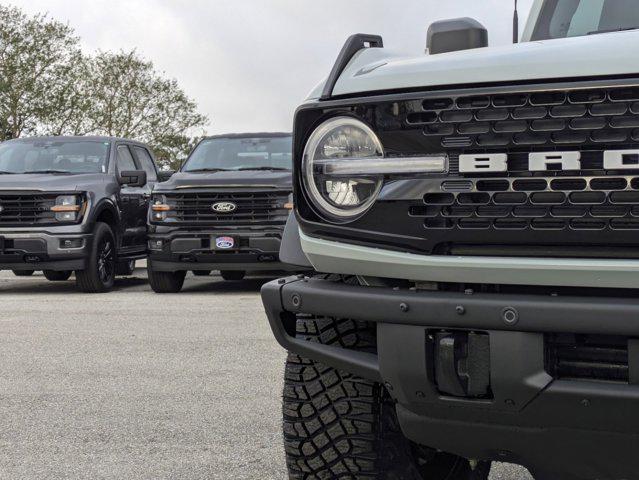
[12,270,34,277]
[76,222,116,293]
[220,270,245,281]
[147,264,186,293]
[283,315,491,479]
[43,270,72,281]
[116,260,136,276]
[192,270,211,277]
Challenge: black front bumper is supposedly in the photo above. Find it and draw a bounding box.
[0,232,90,271]
[148,229,298,272]
[262,276,639,479]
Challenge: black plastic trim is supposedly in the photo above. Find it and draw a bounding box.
[320,34,384,101]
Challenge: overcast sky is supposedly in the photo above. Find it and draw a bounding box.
[9,0,534,135]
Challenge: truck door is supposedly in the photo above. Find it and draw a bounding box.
[115,144,146,250]
[130,145,158,246]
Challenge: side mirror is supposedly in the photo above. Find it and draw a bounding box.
[427,17,488,55]
[158,170,175,182]
[119,170,147,187]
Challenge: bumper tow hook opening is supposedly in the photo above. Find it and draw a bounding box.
[258,254,276,262]
[24,254,42,263]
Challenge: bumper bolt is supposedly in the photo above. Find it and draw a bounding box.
[399,302,409,313]
[384,382,394,391]
[278,278,286,285]
[581,399,591,407]
[505,399,515,407]
[456,305,465,315]
[501,307,519,326]
[416,391,425,398]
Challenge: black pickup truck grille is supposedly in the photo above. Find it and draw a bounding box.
[0,193,57,226]
[164,191,290,226]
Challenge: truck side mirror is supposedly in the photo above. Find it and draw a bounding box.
[427,17,488,55]
[119,170,147,187]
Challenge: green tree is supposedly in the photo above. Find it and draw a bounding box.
[85,51,208,169]
[0,5,81,140]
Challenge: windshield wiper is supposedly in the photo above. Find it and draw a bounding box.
[185,168,230,173]
[235,167,291,171]
[0,171,17,175]
[588,27,639,35]
[25,170,73,175]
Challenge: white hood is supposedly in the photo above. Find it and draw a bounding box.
[314,30,639,99]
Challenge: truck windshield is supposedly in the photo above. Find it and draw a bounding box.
[182,136,292,172]
[531,0,639,40]
[0,139,110,174]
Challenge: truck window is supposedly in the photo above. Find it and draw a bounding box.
[531,0,639,40]
[0,140,110,174]
[182,136,292,172]
[116,145,137,172]
[131,146,158,182]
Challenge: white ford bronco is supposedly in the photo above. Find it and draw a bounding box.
[262,1,639,478]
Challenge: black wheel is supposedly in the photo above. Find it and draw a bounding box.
[12,270,34,277]
[116,260,136,276]
[220,270,245,281]
[192,270,211,277]
[147,263,186,293]
[283,315,491,479]
[76,222,116,293]
[43,270,72,281]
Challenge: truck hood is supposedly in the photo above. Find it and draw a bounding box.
[0,173,105,191]
[321,30,639,99]
[155,170,292,192]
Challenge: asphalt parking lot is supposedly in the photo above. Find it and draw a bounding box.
[0,265,533,480]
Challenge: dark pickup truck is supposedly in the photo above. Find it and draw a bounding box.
[147,133,297,293]
[0,136,160,292]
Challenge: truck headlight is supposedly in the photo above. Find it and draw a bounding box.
[302,117,384,222]
[51,195,83,222]
[151,195,171,221]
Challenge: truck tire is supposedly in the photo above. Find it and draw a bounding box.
[147,264,186,293]
[12,270,34,276]
[43,270,72,281]
[220,270,245,281]
[76,222,116,293]
[283,315,491,479]
[192,270,211,277]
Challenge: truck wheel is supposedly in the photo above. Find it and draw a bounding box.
[12,270,34,276]
[147,264,186,293]
[76,222,116,293]
[43,270,72,281]
[192,270,211,277]
[283,315,491,479]
[116,260,136,276]
[220,270,245,281]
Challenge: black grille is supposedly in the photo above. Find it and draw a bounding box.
[0,193,57,226]
[405,87,639,152]
[163,191,290,226]
[546,334,629,383]
[411,175,639,232]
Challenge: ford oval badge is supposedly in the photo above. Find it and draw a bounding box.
[212,202,237,213]
[215,236,235,249]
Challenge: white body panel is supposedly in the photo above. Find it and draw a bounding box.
[319,31,639,99]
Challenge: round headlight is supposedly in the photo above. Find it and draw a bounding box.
[302,117,383,222]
